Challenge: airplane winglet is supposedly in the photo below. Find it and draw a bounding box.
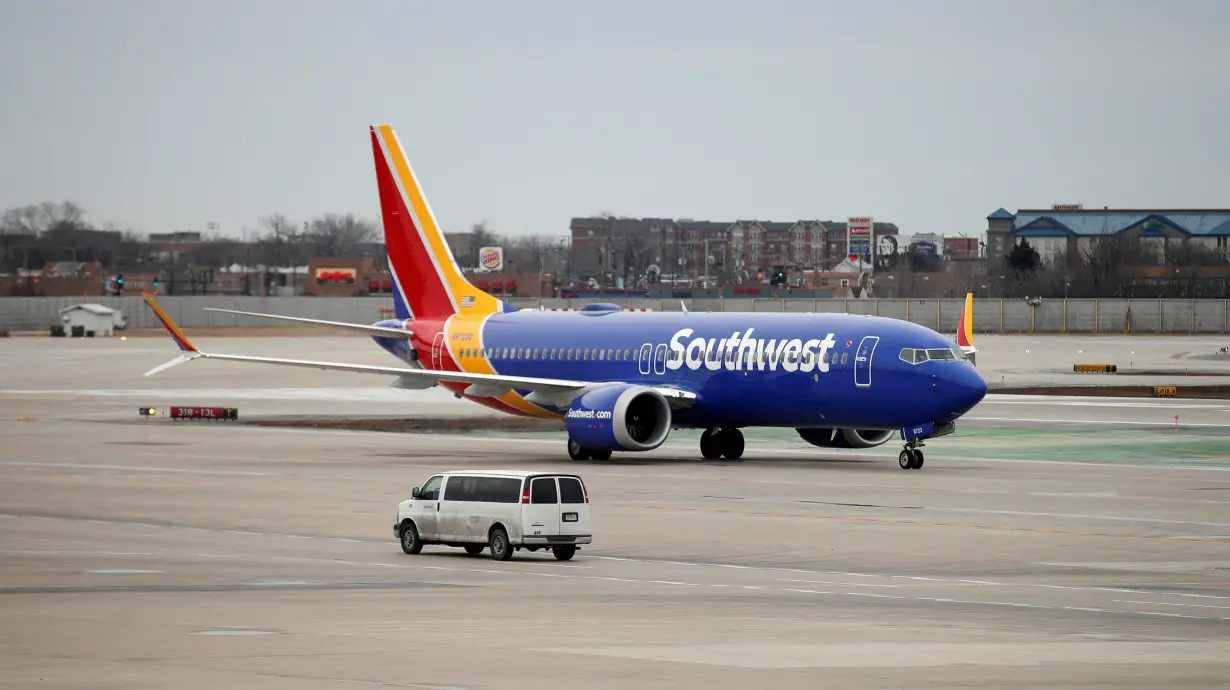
[141,292,205,375]
[142,292,198,353]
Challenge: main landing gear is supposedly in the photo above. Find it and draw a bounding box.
[898,441,924,470]
[567,437,611,461]
[700,427,744,460]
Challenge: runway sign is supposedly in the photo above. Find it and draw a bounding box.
[1073,364,1117,373]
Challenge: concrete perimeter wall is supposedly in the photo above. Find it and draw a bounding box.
[3,296,1230,335]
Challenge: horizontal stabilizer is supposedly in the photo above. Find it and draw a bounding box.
[202,308,413,338]
[143,352,202,377]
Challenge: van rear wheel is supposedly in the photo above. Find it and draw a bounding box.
[552,545,577,561]
[489,527,513,561]
[463,544,484,555]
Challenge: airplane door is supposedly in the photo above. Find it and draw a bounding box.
[431,332,445,370]
[653,344,667,375]
[854,335,879,388]
[638,344,652,375]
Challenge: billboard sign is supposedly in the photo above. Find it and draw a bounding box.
[478,246,504,271]
[910,233,941,255]
[847,216,873,260]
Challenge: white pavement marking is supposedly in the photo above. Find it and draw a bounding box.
[967,415,1230,430]
[980,395,1230,410]
[782,579,901,588]
[1115,600,1230,611]
[189,630,276,636]
[8,513,1229,620]
[0,461,276,477]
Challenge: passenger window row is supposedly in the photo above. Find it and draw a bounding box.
[457,347,637,361]
[667,350,847,366]
[455,346,850,366]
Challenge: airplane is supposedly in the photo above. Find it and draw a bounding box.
[140,123,988,470]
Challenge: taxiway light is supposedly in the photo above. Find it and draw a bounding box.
[138,407,157,416]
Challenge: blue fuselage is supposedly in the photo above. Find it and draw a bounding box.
[373,308,987,431]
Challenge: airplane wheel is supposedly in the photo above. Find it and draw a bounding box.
[700,428,722,459]
[590,449,612,461]
[912,449,924,469]
[567,438,589,461]
[722,429,745,459]
[899,450,914,470]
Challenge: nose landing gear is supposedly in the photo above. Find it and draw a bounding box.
[898,443,924,470]
[898,421,954,470]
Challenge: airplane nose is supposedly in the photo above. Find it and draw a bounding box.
[937,366,988,421]
[955,367,988,411]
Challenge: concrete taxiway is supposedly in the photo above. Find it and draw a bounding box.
[2,335,1229,688]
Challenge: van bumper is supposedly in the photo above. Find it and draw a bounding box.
[520,535,592,546]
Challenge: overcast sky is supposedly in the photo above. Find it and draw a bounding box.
[1,0,1227,241]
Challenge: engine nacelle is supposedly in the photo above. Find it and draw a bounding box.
[796,427,896,449]
[565,384,672,451]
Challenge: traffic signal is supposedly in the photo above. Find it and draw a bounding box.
[114,274,125,295]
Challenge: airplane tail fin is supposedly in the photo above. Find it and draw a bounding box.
[956,292,977,363]
[369,124,509,321]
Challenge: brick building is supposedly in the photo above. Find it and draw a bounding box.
[568,216,899,285]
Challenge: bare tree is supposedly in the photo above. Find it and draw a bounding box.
[303,213,379,257]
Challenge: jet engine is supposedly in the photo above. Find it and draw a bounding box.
[796,427,896,449]
[565,384,672,452]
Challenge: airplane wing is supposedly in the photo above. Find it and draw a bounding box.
[202,307,414,339]
[140,293,696,409]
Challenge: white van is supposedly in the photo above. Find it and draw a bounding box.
[394,470,592,561]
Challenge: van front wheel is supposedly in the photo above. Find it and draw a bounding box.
[489,527,513,561]
[400,521,422,554]
[552,545,577,561]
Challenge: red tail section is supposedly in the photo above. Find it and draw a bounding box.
[369,125,501,320]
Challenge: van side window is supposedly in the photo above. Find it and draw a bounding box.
[419,475,443,501]
[558,477,585,504]
[444,475,476,501]
[477,477,521,502]
[530,477,557,504]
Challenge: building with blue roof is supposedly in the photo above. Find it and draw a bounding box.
[986,207,1230,265]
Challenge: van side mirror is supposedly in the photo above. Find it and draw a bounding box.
[411,487,421,499]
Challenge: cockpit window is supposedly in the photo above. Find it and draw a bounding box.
[900,347,967,364]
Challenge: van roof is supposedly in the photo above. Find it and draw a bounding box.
[441,469,583,479]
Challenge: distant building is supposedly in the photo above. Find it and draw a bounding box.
[943,236,981,260]
[568,216,899,285]
[986,206,1230,265]
[58,303,124,336]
